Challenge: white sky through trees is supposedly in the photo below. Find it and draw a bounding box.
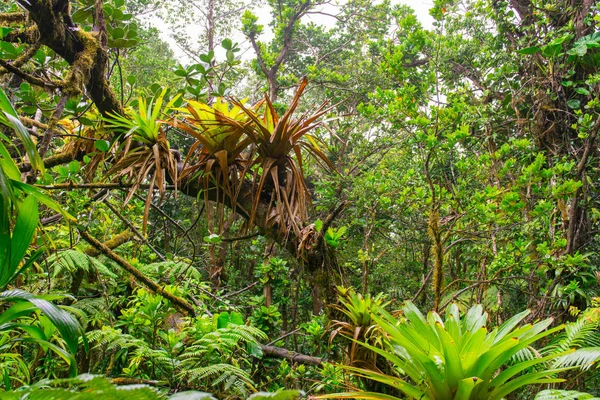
[147,0,434,64]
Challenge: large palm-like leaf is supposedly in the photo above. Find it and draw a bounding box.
[0,195,41,291]
[321,302,584,400]
[0,289,85,376]
[0,88,66,222]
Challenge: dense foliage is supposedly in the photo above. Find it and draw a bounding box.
[1,0,600,398]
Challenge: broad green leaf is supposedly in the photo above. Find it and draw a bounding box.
[517,46,540,55]
[0,289,83,356]
[8,196,38,280]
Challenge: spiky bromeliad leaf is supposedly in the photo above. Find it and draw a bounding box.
[323,301,600,400]
[173,97,255,223]
[104,89,181,234]
[174,78,334,235]
[229,78,334,234]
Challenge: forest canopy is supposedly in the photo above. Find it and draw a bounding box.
[1,0,600,398]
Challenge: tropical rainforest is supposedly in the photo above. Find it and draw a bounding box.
[1,0,600,398]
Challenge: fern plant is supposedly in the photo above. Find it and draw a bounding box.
[179,313,267,396]
[1,374,216,400]
[47,249,117,280]
[86,295,267,397]
[1,374,303,399]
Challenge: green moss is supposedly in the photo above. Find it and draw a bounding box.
[0,12,27,25]
[64,30,100,96]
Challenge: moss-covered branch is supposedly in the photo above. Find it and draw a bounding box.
[16,0,123,117]
[0,12,27,25]
[79,229,197,317]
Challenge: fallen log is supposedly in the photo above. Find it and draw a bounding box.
[259,345,323,366]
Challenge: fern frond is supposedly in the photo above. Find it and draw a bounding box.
[72,297,113,323]
[552,347,600,370]
[534,389,600,400]
[545,318,600,356]
[87,328,146,353]
[139,261,202,281]
[179,363,255,392]
[48,249,117,279]
[511,346,538,364]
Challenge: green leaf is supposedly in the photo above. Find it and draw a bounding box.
[0,289,83,356]
[542,43,562,58]
[314,219,323,232]
[174,69,188,77]
[221,38,233,50]
[94,140,110,152]
[112,27,125,40]
[568,43,588,56]
[517,46,540,55]
[203,233,222,244]
[247,341,263,358]
[11,180,74,222]
[216,312,230,329]
[0,28,13,40]
[567,99,581,109]
[199,53,212,63]
[68,160,80,174]
[226,50,235,64]
[72,8,92,23]
[0,88,44,173]
[230,311,244,325]
[8,196,38,283]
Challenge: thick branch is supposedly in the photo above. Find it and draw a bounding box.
[79,229,196,316]
[0,58,59,89]
[259,345,323,366]
[84,230,134,257]
[17,0,123,116]
[271,0,311,74]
